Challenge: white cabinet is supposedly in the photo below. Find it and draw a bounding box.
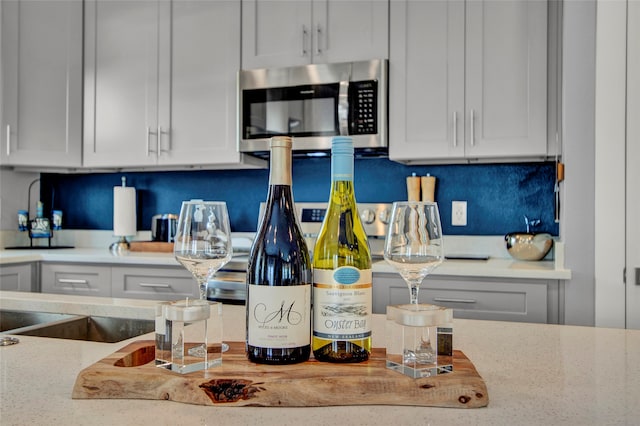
[0,263,37,292]
[373,273,560,324]
[242,0,389,69]
[0,0,82,168]
[83,1,263,169]
[41,263,112,297]
[389,0,548,163]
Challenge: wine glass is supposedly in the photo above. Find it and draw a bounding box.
[383,201,445,305]
[383,201,445,365]
[174,200,233,300]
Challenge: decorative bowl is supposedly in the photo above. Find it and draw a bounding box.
[504,233,553,261]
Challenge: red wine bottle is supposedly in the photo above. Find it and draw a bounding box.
[246,136,312,364]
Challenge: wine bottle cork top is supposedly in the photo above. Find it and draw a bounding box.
[270,136,292,148]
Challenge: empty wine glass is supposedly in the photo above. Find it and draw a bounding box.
[174,200,233,300]
[383,201,445,305]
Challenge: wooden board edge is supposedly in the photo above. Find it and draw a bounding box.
[72,341,489,408]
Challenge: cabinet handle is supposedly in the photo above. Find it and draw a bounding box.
[433,297,477,304]
[138,282,171,288]
[58,278,89,285]
[316,24,322,55]
[157,126,162,157]
[470,109,475,146]
[302,25,308,56]
[5,125,10,156]
[158,126,170,154]
[338,78,350,135]
[146,127,151,156]
[147,126,160,156]
[452,112,457,147]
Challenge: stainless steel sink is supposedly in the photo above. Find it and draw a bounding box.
[0,310,77,332]
[0,310,154,343]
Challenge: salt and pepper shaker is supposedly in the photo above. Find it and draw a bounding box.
[406,173,421,201]
[406,172,437,202]
[421,174,436,202]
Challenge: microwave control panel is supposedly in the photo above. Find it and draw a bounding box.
[349,80,378,135]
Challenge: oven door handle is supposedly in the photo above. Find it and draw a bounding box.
[208,277,245,291]
[338,77,350,136]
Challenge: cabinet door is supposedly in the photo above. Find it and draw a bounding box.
[0,263,36,292]
[242,0,388,69]
[0,0,82,168]
[83,0,159,168]
[313,0,389,64]
[389,0,465,162]
[157,1,244,166]
[465,0,547,158]
[242,0,312,69]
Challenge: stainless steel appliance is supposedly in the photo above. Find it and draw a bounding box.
[151,214,178,242]
[238,59,388,157]
[206,202,392,304]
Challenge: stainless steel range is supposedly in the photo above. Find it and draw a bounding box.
[206,202,392,304]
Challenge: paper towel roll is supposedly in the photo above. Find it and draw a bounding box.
[113,186,136,237]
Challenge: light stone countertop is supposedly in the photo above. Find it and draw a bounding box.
[0,247,571,280]
[0,231,571,280]
[0,291,637,425]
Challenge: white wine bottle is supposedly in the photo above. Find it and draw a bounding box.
[313,136,372,363]
[246,136,312,364]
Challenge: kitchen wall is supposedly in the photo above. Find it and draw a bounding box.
[37,159,558,236]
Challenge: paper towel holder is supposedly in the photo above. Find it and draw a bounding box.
[110,236,129,253]
[110,176,136,253]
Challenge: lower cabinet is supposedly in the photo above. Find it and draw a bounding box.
[373,273,560,324]
[0,263,37,292]
[111,266,198,300]
[39,262,198,300]
[41,263,111,297]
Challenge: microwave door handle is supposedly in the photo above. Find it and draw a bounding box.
[338,79,349,135]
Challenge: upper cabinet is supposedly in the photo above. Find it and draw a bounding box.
[0,0,82,169]
[389,0,549,163]
[241,0,389,69]
[83,0,265,170]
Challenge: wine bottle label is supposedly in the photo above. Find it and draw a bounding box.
[313,267,372,340]
[247,284,311,348]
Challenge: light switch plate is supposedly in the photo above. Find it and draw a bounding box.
[452,201,467,226]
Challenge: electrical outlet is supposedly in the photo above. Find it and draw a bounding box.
[452,201,467,226]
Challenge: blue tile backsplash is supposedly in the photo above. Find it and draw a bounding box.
[41,159,558,236]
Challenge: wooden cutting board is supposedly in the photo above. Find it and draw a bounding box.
[128,241,174,253]
[72,341,488,408]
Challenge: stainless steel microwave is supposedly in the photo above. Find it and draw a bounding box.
[238,59,388,157]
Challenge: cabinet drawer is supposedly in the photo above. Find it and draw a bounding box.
[374,274,550,323]
[41,263,111,296]
[112,266,198,300]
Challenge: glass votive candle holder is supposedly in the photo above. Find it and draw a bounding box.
[386,303,454,378]
[155,301,172,368]
[155,299,223,374]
